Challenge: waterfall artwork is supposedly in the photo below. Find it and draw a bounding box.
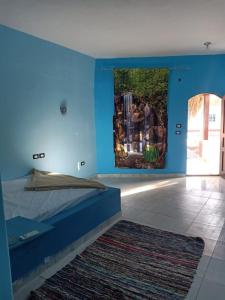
[113,68,169,169]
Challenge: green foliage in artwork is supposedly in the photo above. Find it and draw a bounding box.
[114,68,169,111]
[144,145,159,163]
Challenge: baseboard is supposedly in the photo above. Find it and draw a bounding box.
[96,173,185,179]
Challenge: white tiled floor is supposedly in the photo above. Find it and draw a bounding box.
[98,175,225,299]
[15,175,225,299]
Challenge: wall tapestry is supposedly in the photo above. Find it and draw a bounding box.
[113,68,169,169]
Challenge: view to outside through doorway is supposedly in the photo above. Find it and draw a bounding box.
[187,94,221,175]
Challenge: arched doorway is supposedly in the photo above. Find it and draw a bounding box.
[186,93,222,175]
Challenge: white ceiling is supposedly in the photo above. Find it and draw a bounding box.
[0,0,225,58]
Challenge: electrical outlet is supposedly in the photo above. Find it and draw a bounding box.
[32,153,46,159]
[39,153,45,158]
[81,161,85,166]
[175,130,181,135]
[44,256,51,264]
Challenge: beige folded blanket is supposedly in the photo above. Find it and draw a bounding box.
[25,169,106,191]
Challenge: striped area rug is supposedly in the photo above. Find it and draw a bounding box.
[30,220,204,300]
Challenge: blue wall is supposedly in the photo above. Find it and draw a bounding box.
[95,55,225,174]
[0,25,96,180]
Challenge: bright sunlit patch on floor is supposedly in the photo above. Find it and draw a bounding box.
[121,180,179,197]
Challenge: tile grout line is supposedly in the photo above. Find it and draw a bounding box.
[189,193,213,226]
[194,255,213,300]
[183,195,210,235]
[193,193,225,299]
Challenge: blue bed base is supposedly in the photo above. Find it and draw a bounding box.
[9,187,121,282]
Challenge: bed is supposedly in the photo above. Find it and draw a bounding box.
[2,174,121,282]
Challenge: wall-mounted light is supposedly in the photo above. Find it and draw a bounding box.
[60,101,67,115]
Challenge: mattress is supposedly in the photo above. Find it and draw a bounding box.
[2,177,105,221]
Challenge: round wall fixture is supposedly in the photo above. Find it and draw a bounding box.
[203,41,212,49]
[60,101,67,115]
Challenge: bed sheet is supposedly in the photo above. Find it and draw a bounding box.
[2,177,105,221]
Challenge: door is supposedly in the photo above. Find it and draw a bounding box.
[187,94,222,175]
[220,96,225,175]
